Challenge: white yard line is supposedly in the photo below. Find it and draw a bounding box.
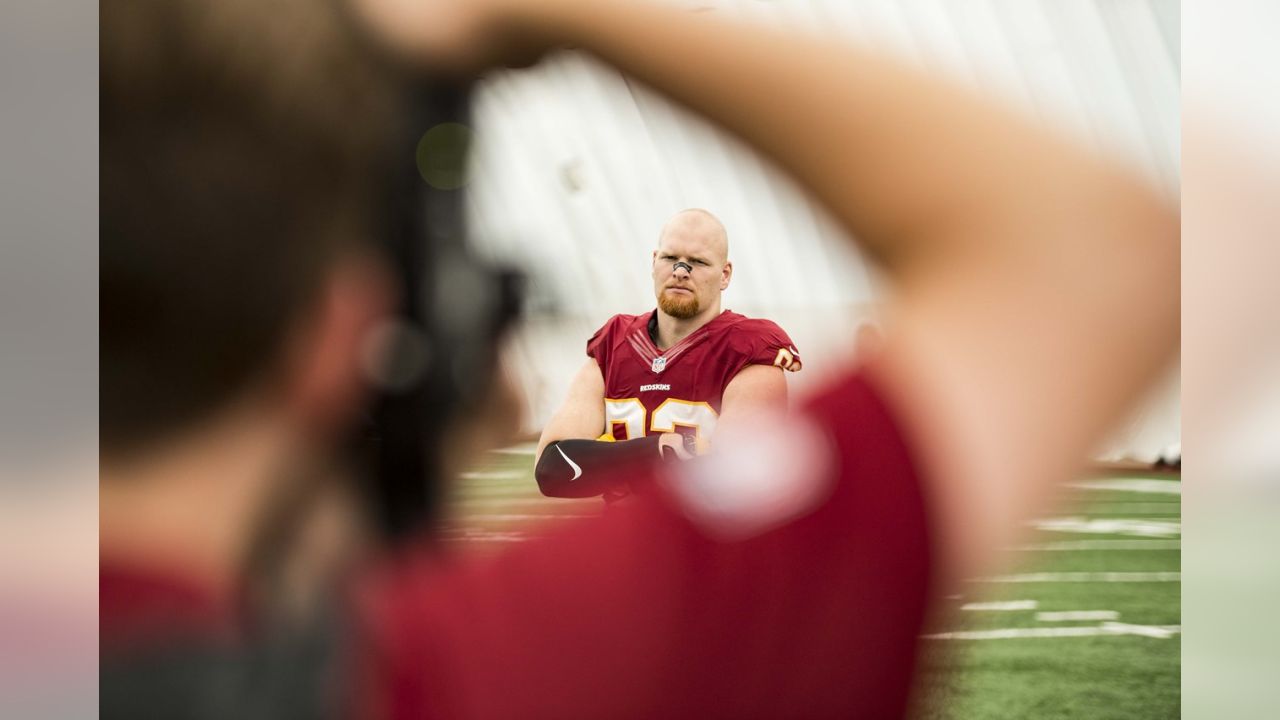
[924,623,1181,641]
[1087,503,1181,515]
[1031,517,1180,537]
[1036,610,1120,622]
[1068,478,1181,495]
[1102,621,1180,639]
[978,571,1181,583]
[1016,539,1180,551]
[961,600,1038,611]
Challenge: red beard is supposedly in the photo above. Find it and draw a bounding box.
[659,288,700,319]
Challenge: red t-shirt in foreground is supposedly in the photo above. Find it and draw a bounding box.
[352,370,932,719]
[100,371,932,718]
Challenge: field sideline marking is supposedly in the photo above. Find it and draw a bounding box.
[977,571,1180,583]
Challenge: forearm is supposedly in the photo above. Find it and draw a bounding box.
[535,435,665,498]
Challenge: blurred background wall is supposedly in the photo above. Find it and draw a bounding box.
[462,0,1180,462]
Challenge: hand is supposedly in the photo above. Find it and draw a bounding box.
[349,0,558,75]
[657,433,695,461]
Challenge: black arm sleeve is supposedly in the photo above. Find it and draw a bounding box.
[535,436,666,498]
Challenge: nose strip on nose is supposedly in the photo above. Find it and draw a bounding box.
[673,261,693,274]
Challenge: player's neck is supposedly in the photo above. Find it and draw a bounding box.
[654,304,722,351]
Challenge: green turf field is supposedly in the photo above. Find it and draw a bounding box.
[917,476,1180,719]
[444,446,1180,718]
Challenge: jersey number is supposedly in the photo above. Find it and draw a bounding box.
[604,398,718,440]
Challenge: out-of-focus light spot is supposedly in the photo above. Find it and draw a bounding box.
[416,123,472,190]
[361,319,432,392]
[664,413,834,541]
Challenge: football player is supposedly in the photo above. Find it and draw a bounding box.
[533,209,802,500]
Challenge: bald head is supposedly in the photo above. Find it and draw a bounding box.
[652,209,733,322]
[658,208,729,263]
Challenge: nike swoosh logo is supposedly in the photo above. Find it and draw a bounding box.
[556,444,583,481]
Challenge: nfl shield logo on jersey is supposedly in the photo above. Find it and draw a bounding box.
[651,356,667,374]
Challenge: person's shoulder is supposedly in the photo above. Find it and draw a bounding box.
[729,313,790,338]
[587,312,651,359]
[591,312,648,340]
[717,312,794,347]
[716,311,801,371]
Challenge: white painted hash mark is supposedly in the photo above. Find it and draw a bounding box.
[961,600,1038,612]
[1031,517,1180,537]
[1102,621,1179,639]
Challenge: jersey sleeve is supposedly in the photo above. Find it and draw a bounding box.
[735,319,802,373]
[585,314,627,367]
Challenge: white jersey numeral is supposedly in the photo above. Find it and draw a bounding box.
[604,397,719,440]
[604,398,647,440]
[650,398,718,439]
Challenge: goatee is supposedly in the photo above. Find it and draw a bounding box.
[659,289,700,319]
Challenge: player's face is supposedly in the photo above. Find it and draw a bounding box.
[652,228,730,320]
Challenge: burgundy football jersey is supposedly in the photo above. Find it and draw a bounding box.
[586,310,801,442]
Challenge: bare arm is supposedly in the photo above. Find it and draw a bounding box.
[716,364,787,437]
[534,357,606,465]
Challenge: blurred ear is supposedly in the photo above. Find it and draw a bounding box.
[282,252,394,438]
[721,261,733,290]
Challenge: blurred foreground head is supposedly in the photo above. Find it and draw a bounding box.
[101,0,404,457]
